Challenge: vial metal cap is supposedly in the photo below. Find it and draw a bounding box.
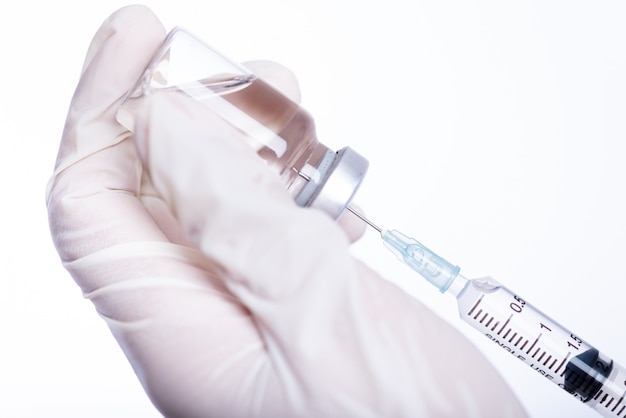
[309,147,369,219]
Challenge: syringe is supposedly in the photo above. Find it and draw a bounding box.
[347,207,626,418]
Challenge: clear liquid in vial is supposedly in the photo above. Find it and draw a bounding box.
[222,76,331,187]
[118,74,329,198]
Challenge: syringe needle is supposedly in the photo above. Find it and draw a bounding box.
[347,206,383,234]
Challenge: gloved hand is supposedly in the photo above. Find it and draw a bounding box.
[46,5,527,418]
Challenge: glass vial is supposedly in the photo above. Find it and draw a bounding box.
[117,28,368,219]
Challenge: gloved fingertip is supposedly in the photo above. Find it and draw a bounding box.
[53,5,167,173]
[243,60,302,104]
[132,93,185,175]
[133,91,255,167]
[81,5,166,77]
[132,90,287,214]
[337,205,367,243]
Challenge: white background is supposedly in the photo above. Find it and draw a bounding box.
[2,1,625,417]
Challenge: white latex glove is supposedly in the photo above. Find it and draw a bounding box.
[46,6,528,418]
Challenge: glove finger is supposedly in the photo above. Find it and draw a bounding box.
[47,6,167,262]
[48,5,165,178]
[134,90,362,301]
[133,91,325,294]
[337,205,367,242]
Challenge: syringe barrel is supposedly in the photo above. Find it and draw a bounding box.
[455,277,626,417]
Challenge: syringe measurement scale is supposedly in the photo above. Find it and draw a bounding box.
[453,277,626,417]
[465,294,576,380]
[363,225,626,418]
